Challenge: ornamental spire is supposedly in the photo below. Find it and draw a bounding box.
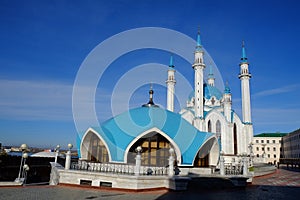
[208,65,214,78]
[142,83,159,107]
[224,81,231,94]
[241,40,248,63]
[169,53,174,68]
[196,27,202,50]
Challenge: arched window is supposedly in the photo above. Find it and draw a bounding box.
[216,120,221,138]
[208,120,212,132]
[233,123,238,155]
[127,132,174,167]
[88,134,109,162]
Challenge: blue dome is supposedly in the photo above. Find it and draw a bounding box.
[81,107,215,165]
[188,84,223,101]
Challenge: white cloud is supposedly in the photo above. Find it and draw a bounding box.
[0,79,73,121]
[252,84,300,98]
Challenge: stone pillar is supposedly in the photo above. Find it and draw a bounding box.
[135,146,142,176]
[220,151,225,176]
[65,150,71,170]
[168,148,175,176]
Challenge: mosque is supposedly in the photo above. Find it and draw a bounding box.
[74,31,253,179]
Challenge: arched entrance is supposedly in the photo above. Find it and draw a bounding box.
[81,130,109,163]
[194,137,217,167]
[127,132,175,167]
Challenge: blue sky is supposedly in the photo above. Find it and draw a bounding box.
[0,0,300,148]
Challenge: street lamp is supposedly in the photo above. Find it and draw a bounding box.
[23,164,30,185]
[15,144,28,183]
[54,145,60,164]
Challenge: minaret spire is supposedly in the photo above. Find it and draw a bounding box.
[223,81,232,122]
[241,40,247,63]
[238,40,253,154]
[192,27,206,131]
[239,40,252,123]
[196,27,202,50]
[166,54,176,112]
[207,65,215,86]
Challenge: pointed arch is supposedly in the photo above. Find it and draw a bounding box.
[124,127,181,165]
[216,120,221,138]
[80,128,111,162]
[208,120,212,132]
[193,136,219,167]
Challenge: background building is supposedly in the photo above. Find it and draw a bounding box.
[282,128,300,159]
[252,133,287,165]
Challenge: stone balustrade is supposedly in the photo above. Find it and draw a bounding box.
[70,160,169,176]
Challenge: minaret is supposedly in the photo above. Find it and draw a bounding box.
[166,54,176,112]
[192,30,206,120]
[238,41,252,124]
[207,65,215,86]
[223,82,232,122]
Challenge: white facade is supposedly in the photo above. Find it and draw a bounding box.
[168,33,254,158]
[252,133,286,164]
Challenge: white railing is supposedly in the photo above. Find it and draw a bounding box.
[224,163,243,175]
[70,160,169,176]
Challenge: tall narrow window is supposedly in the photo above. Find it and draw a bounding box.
[216,120,221,139]
[233,123,238,155]
[88,134,109,163]
[208,120,212,132]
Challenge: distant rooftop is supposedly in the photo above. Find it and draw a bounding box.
[254,133,287,137]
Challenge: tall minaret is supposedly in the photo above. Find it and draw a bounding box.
[207,65,215,87]
[192,30,206,120]
[166,54,176,112]
[239,41,252,124]
[223,82,232,122]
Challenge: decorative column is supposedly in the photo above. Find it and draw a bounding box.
[135,146,142,176]
[168,148,175,176]
[220,151,225,176]
[65,143,73,170]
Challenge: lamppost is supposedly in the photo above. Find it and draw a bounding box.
[54,145,60,164]
[65,143,73,170]
[23,164,30,185]
[15,144,28,183]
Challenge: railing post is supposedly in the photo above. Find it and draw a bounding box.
[65,144,73,170]
[220,151,225,176]
[135,146,142,176]
[168,148,175,176]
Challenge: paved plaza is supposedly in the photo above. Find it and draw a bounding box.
[0,168,300,200]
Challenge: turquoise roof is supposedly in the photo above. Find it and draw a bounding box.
[86,107,214,165]
[169,54,174,68]
[224,84,231,94]
[241,40,248,63]
[196,31,202,51]
[188,84,223,101]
